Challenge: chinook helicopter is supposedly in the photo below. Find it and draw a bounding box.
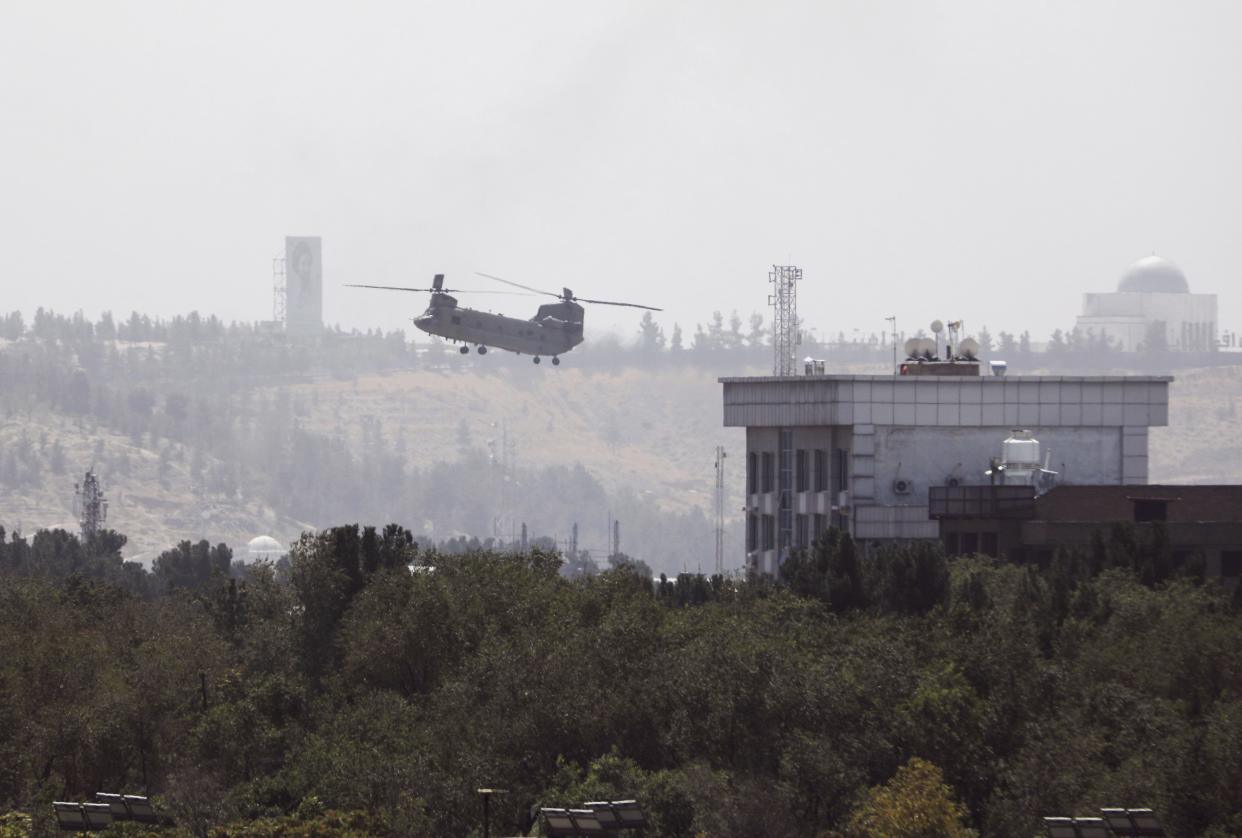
[347,273,661,365]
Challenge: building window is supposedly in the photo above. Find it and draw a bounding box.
[961,532,979,554]
[813,513,827,541]
[1222,551,1242,579]
[795,450,808,492]
[1133,499,1169,522]
[944,532,960,556]
[747,452,757,494]
[795,514,809,548]
[814,449,828,492]
[747,513,758,552]
[834,448,849,493]
[762,452,775,494]
[981,531,998,557]
[762,515,775,551]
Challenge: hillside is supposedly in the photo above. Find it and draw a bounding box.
[0,409,310,563]
[3,356,1240,569]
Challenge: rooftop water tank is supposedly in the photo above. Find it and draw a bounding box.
[1001,429,1041,468]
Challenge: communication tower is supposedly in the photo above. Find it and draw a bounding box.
[768,265,801,376]
[714,446,727,575]
[272,253,287,327]
[612,519,620,561]
[74,469,108,545]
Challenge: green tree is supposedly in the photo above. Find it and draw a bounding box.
[846,757,978,838]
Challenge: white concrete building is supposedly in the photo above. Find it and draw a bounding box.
[721,371,1170,574]
[1076,255,1217,351]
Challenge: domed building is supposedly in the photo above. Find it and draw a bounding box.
[246,535,286,563]
[1075,255,1217,351]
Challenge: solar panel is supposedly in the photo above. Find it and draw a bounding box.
[541,808,578,838]
[94,793,131,820]
[1101,808,1138,836]
[122,795,159,824]
[567,809,607,835]
[1128,808,1166,837]
[611,799,647,829]
[53,802,87,831]
[81,804,113,830]
[1074,817,1110,838]
[1043,816,1078,838]
[583,801,622,830]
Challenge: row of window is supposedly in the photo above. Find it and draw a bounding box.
[747,512,830,552]
[747,449,848,494]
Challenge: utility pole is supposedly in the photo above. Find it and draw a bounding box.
[885,315,898,375]
[714,446,727,575]
[613,519,620,561]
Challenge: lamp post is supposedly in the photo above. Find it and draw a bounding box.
[477,788,507,838]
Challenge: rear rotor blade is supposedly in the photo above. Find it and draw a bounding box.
[573,296,663,311]
[475,272,559,297]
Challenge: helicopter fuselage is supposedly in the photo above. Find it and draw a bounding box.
[413,292,585,357]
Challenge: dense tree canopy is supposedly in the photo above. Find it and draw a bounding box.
[1,524,1241,836]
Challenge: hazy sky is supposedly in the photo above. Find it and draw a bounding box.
[2,1,1240,343]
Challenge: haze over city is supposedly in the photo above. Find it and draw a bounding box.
[3,1,1240,339]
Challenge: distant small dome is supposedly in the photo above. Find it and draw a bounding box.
[247,535,284,559]
[1118,255,1189,293]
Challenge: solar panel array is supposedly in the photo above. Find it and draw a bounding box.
[1044,808,1166,838]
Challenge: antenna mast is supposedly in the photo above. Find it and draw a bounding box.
[714,446,727,575]
[74,469,108,547]
[769,265,801,376]
[272,253,287,328]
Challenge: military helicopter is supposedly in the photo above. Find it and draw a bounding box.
[347,272,661,365]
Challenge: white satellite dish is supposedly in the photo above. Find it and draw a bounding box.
[958,337,980,360]
[930,319,944,334]
[903,337,921,358]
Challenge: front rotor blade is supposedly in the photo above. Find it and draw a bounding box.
[475,272,559,297]
[346,284,535,295]
[574,297,663,311]
[346,284,435,292]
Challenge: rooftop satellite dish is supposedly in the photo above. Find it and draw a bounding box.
[958,337,980,359]
[903,337,921,359]
[930,319,944,334]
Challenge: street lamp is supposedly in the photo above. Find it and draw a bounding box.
[477,788,508,838]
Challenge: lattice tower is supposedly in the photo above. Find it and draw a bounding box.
[769,265,801,376]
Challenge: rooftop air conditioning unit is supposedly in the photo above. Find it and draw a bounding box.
[945,476,963,488]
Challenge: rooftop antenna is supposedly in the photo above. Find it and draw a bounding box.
[769,265,801,376]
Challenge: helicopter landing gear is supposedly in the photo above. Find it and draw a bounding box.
[477,345,488,355]
[459,345,469,355]
[552,356,561,366]
[533,356,541,365]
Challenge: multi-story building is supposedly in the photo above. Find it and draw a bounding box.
[721,368,1171,574]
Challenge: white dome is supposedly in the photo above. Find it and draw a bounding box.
[1118,255,1189,293]
[247,535,284,558]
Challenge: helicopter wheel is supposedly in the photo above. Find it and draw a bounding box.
[552,356,560,366]
[459,345,469,355]
[533,356,541,365]
[477,345,487,355]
